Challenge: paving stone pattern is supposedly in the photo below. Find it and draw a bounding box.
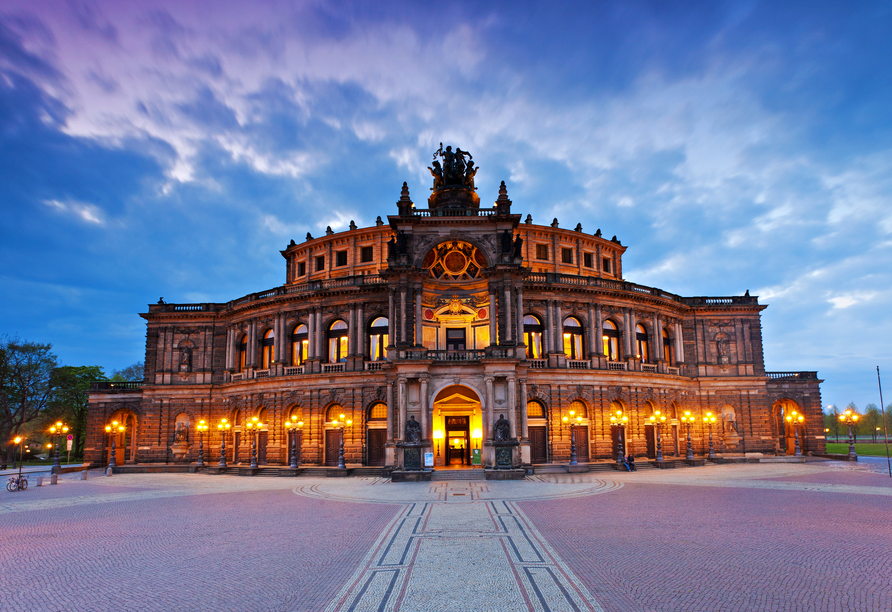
[0,463,889,611]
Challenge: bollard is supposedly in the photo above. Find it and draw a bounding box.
[81,470,88,480]
[106,467,113,477]
[36,476,43,487]
[50,474,58,485]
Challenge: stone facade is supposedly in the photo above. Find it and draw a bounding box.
[87,151,823,469]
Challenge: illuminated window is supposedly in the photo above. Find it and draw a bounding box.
[662,328,672,364]
[524,315,543,359]
[368,317,389,361]
[291,324,308,366]
[636,324,649,362]
[237,334,248,372]
[328,320,348,363]
[368,403,387,420]
[569,400,587,418]
[562,317,584,360]
[527,401,545,418]
[602,319,620,361]
[260,329,275,369]
[326,404,344,422]
[423,241,487,281]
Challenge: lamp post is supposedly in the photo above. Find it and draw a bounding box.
[680,411,695,460]
[839,408,858,458]
[331,413,352,469]
[433,429,444,466]
[703,412,717,459]
[195,420,208,467]
[48,421,69,470]
[284,417,304,469]
[784,410,805,457]
[14,436,24,482]
[104,421,125,469]
[649,411,667,461]
[609,409,629,465]
[245,416,264,469]
[217,419,231,468]
[562,410,583,465]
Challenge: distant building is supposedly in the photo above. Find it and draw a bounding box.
[87,147,823,472]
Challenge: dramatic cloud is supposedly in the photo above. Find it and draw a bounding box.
[1,0,890,407]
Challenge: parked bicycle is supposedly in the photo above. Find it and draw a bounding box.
[6,475,28,492]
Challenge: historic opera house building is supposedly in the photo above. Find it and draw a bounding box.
[87,147,824,472]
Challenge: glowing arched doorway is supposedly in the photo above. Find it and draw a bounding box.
[432,385,482,467]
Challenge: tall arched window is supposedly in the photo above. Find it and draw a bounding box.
[662,328,672,364]
[602,320,620,361]
[563,317,584,359]
[368,403,387,420]
[524,315,543,359]
[291,324,308,366]
[326,404,345,422]
[569,400,587,418]
[527,400,545,418]
[260,329,275,369]
[328,320,348,363]
[636,324,649,362]
[369,317,389,361]
[237,334,248,372]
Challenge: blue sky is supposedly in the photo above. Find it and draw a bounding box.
[1,0,890,410]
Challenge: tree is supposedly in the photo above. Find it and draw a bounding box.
[863,404,882,442]
[46,365,105,458]
[111,361,144,382]
[0,337,57,467]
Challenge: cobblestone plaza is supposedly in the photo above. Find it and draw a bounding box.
[2,461,890,611]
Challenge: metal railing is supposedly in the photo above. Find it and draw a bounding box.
[90,381,144,391]
[766,371,818,380]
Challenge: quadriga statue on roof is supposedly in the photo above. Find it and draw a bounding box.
[432,143,477,189]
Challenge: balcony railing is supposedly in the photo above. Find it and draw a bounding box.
[568,360,590,370]
[322,363,345,373]
[284,366,304,376]
[365,361,385,371]
[528,359,546,369]
[667,366,680,375]
[641,363,658,373]
[254,369,270,379]
[90,381,144,391]
[607,361,627,371]
[766,371,818,380]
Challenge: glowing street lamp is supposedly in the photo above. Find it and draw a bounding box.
[650,411,667,461]
[785,410,805,457]
[245,416,264,469]
[562,409,584,465]
[609,409,629,465]
[680,411,695,460]
[48,421,69,470]
[195,420,209,468]
[838,409,858,458]
[703,412,717,459]
[104,421,125,469]
[217,419,231,468]
[284,416,304,469]
[331,414,353,469]
[433,429,444,463]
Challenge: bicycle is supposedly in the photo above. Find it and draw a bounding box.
[6,475,28,492]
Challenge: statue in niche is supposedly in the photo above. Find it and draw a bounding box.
[179,347,192,372]
[722,407,738,434]
[387,236,396,259]
[405,415,421,444]
[174,421,189,443]
[513,234,523,259]
[494,414,511,442]
[396,231,408,254]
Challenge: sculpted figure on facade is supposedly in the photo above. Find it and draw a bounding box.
[405,415,421,444]
[433,143,474,187]
[494,414,511,442]
[174,421,189,443]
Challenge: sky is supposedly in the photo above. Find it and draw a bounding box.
[1,0,890,411]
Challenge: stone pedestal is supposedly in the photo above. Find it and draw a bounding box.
[398,443,423,470]
[170,442,190,461]
[492,440,519,469]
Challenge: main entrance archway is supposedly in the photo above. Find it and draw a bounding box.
[432,385,482,468]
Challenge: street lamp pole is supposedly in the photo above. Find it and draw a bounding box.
[839,408,858,459]
[785,410,805,457]
[217,419,231,468]
[196,420,208,468]
[332,413,352,469]
[285,417,304,469]
[562,410,583,466]
[48,422,69,470]
[703,412,717,459]
[680,411,695,460]
[104,421,125,469]
[609,409,629,466]
[246,416,264,469]
[649,411,666,462]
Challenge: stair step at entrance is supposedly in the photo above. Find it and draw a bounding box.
[431,469,485,481]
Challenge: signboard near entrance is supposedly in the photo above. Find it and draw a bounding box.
[424,452,434,467]
[471,448,482,466]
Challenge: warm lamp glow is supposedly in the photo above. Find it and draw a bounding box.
[471,428,482,439]
[14,436,22,444]
[433,429,444,440]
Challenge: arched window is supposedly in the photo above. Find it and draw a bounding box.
[260,329,275,369]
[326,404,345,422]
[328,320,348,363]
[237,334,248,372]
[662,328,672,364]
[524,315,543,359]
[636,324,649,362]
[368,403,387,420]
[527,400,545,418]
[563,317,584,359]
[569,400,587,418]
[369,317,389,361]
[602,320,620,361]
[291,324,308,366]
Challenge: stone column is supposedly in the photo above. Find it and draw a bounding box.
[545,301,554,353]
[308,311,316,360]
[225,328,233,370]
[348,304,357,355]
[503,285,513,343]
[357,303,365,359]
[516,286,525,351]
[489,287,498,346]
[653,313,661,361]
[554,303,563,351]
[420,377,429,442]
[316,307,323,359]
[520,380,529,438]
[507,377,517,439]
[623,310,632,358]
[248,319,257,367]
[675,322,685,362]
[630,311,638,358]
[398,378,407,442]
[386,382,394,443]
[388,290,395,347]
[415,288,423,346]
[399,287,407,344]
[484,377,495,441]
[587,304,597,356]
